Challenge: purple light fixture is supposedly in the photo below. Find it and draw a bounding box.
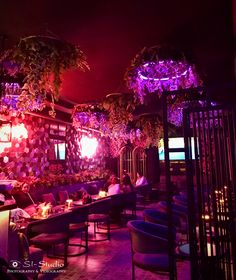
[138,61,189,82]
[125,45,202,103]
[125,45,203,126]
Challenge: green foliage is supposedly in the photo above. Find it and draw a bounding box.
[102,93,138,127]
[0,36,89,116]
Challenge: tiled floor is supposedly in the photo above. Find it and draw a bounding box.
[38,203,190,280]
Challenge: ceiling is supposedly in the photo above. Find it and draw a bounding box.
[0,0,235,104]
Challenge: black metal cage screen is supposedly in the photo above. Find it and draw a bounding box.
[184,105,236,280]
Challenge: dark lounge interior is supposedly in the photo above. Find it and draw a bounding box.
[0,1,236,279]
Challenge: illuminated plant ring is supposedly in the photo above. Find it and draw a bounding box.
[125,45,203,126]
[125,45,202,103]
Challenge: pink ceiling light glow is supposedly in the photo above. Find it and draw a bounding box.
[80,135,98,158]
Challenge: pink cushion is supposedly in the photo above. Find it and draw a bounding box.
[69,222,88,232]
[88,214,109,222]
[30,232,68,246]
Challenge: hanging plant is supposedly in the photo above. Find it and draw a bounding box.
[125,45,202,102]
[102,92,138,127]
[107,113,163,156]
[72,103,108,133]
[101,93,139,157]
[131,113,163,148]
[0,35,89,116]
[124,45,203,126]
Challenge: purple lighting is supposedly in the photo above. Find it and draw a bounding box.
[73,112,107,130]
[125,45,203,127]
[0,92,45,115]
[1,82,21,95]
[130,61,200,103]
[72,104,108,133]
[138,61,189,81]
[125,45,202,103]
[0,82,45,115]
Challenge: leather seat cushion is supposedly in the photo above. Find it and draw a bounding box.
[69,222,88,232]
[30,232,68,246]
[88,214,109,222]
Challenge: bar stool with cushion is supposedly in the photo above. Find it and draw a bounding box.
[87,197,111,242]
[127,220,175,280]
[8,230,44,280]
[26,212,70,268]
[67,205,89,256]
[18,232,44,280]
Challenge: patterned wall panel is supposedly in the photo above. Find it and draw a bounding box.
[0,114,107,180]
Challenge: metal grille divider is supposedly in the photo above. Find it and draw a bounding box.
[184,105,236,280]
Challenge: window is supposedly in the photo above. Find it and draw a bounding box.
[48,139,66,161]
[48,123,66,161]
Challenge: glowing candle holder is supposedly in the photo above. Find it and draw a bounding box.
[41,203,51,218]
[98,191,107,198]
[202,214,210,220]
[66,199,73,209]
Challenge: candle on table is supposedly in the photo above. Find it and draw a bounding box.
[66,199,73,209]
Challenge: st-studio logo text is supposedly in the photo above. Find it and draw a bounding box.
[9,259,64,270]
